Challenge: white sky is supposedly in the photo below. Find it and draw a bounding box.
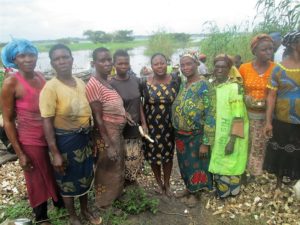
[0,0,259,42]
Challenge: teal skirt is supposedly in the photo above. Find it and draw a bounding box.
[175,130,212,192]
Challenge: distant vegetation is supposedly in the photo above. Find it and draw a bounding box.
[83,30,134,43]
[145,30,193,59]
[34,39,147,53]
[199,0,300,71]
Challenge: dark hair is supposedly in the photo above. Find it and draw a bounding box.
[92,47,109,61]
[49,44,72,60]
[113,49,129,63]
[150,53,167,65]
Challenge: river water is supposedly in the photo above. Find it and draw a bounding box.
[36,46,197,75]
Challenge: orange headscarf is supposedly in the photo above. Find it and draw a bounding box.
[250,34,273,54]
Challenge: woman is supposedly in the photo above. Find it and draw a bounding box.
[0,39,62,225]
[85,47,126,208]
[171,52,214,207]
[239,34,275,179]
[110,49,146,184]
[264,31,300,189]
[141,53,180,196]
[209,54,249,199]
[39,44,100,225]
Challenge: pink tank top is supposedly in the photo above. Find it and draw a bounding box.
[15,72,47,146]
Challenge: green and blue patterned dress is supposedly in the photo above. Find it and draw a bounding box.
[172,79,215,192]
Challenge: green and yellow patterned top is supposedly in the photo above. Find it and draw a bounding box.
[172,79,215,145]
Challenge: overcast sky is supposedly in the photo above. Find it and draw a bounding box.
[0,0,259,42]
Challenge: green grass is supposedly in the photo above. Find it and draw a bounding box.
[35,40,148,53]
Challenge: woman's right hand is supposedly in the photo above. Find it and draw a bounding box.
[106,141,118,161]
[264,123,273,139]
[52,153,65,175]
[19,153,33,171]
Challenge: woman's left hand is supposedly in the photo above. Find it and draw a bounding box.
[125,112,135,126]
[199,144,209,159]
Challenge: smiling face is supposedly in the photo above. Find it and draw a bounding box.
[14,53,37,73]
[114,56,130,76]
[254,40,274,62]
[92,51,113,77]
[180,56,198,78]
[151,55,167,76]
[214,60,230,83]
[50,48,73,76]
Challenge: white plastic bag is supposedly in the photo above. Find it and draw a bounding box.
[293,180,300,200]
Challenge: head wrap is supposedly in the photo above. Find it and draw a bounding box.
[214,54,234,68]
[1,39,38,69]
[250,34,273,55]
[282,31,300,47]
[180,50,200,64]
[214,54,242,83]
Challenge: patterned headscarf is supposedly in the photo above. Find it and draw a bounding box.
[282,31,300,47]
[180,50,200,64]
[214,54,233,68]
[250,34,273,54]
[214,54,242,83]
[1,39,38,69]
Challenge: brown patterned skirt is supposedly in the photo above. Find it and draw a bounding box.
[93,121,125,208]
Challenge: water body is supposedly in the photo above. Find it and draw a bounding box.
[36,46,199,75]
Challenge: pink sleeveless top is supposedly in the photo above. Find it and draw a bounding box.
[15,72,47,146]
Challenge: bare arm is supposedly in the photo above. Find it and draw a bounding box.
[43,117,65,174]
[1,76,33,171]
[139,101,148,134]
[264,89,277,138]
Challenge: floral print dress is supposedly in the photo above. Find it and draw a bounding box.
[172,79,215,192]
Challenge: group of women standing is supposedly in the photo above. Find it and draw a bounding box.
[0,30,299,224]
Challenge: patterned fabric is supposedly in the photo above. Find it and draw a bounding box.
[282,31,300,47]
[124,138,143,181]
[180,50,200,64]
[172,80,214,192]
[142,75,180,165]
[39,77,91,130]
[86,76,126,123]
[172,80,215,145]
[247,119,267,176]
[264,120,300,179]
[239,61,276,101]
[209,81,249,176]
[93,121,126,208]
[175,132,213,192]
[214,174,241,198]
[54,130,94,197]
[266,64,300,124]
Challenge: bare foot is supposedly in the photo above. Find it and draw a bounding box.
[185,194,198,208]
[164,185,173,198]
[81,210,102,225]
[69,215,82,225]
[174,189,189,198]
[154,185,164,195]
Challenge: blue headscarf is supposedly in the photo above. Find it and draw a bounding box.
[1,39,38,69]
